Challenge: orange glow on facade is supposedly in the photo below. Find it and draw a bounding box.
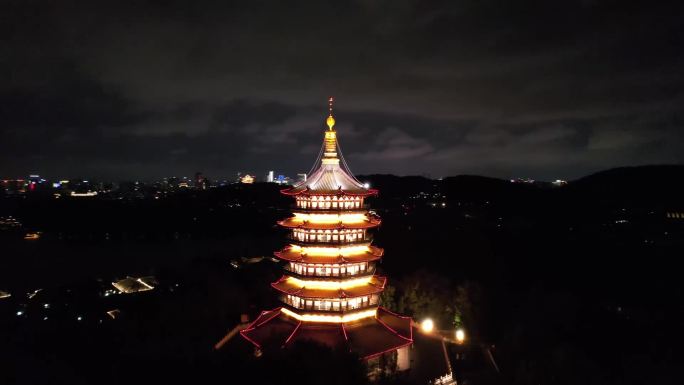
[281,307,376,323]
[285,276,373,290]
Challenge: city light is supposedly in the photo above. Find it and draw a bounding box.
[70,191,98,197]
[421,318,434,333]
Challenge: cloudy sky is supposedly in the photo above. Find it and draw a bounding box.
[2,0,683,180]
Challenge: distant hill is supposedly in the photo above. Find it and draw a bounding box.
[361,165,684,209]
[564,165,684,207]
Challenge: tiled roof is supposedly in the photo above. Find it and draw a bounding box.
[271,275,387,299]
[239,307,413,359]
[274,245,384,264]
[278,216,381,230]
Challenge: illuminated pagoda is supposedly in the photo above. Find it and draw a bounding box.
[240,98,413,365]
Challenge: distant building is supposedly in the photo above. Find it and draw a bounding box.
[112,276,157,294]
[0,216,22,230]
[1,179,27,194]
[267,171,274,183]
[240,174,255,184]
[666,211,684,220]
[70,191,98,197]
[195,172,208,190]
[296,173,307,184]
[510,178,535,184]
[274,174,291,185]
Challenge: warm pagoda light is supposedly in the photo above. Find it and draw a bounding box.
[421,318,434,333]
[237,98,413,360]
[292,213,368,224]
[292,245,371,256]
[455,328,466,344]
[286,276,372,290]
[281,307,376,323]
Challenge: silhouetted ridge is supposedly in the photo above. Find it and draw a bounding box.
[566,165,684,206]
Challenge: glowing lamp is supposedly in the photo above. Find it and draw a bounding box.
[455,328,465,344]
[421,318,434,333]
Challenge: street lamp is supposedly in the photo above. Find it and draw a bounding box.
[421,318,434,333]
[455,328,466,344]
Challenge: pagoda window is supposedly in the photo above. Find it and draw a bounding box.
[332,302,340,311]
[333,267,339,276]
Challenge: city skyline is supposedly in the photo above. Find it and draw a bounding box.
[3,1,683,180]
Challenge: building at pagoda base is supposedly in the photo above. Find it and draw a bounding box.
[238,99,413,371]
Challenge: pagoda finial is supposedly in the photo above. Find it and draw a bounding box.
[326,96,336,130]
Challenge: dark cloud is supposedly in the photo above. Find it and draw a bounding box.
[1,0,683,180]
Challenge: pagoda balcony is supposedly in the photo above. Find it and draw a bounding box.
[287,234,373,246]
[280,294,380,313]
[284,265,376,279]
[290,203,370,214]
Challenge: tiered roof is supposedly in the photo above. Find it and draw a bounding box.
[271,275,387,299]
[281,100,377,197]
[278,216,381,229]
[240,307,413,359]
[282,165,377,196]
[274,245,384,264]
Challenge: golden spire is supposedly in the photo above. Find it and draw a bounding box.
[326,96,336,130]
[322,97,339,163]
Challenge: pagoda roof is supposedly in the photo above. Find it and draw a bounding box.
[278,216,381,230]
[271,275,387,299]
[274,245,384,264]
[282,164,378,197]
[239,307,413,360]
[281,112,377,197]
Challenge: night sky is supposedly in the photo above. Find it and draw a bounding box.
[2,1,683,180]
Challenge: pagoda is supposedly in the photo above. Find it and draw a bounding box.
[240,98,413,363]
